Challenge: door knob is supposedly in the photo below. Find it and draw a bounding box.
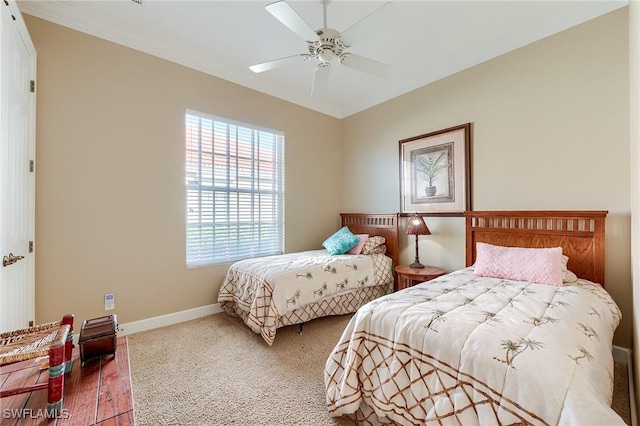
[2,253,25,267]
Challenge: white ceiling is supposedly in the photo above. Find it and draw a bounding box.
[18,0,627,119]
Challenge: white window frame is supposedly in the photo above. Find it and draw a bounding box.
[185,109,285,267]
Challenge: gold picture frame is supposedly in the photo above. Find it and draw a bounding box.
[399,123,471,216]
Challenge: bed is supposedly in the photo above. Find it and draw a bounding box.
[325,210,624,425]
[218,213,399,346]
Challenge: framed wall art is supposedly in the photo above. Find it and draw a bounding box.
[399,123,471,216]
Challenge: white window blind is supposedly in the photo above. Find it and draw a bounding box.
[185,110,284,267]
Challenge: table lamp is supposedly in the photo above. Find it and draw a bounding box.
[404,214,431,268]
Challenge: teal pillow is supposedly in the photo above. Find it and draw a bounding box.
[322,226,360,255]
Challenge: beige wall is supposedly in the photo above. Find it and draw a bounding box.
[24,15,342,327]
[25,8,633,348]
[342,8,632,348]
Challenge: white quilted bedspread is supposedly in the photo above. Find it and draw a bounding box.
[218,250,392,345]
[325,268,623,426]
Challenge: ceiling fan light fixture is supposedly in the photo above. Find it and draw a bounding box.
[318,48,334,63]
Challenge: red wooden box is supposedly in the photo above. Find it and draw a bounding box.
[79,314,117,366]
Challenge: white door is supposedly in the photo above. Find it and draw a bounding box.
[0,1,36,332]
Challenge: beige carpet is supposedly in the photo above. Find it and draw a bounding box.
[128,313,632,426]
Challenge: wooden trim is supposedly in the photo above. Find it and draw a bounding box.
[464,210,607,286]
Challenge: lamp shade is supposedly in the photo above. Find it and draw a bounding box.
[404,214,431,236]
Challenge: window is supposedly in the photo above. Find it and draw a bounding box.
[185,110,284,267]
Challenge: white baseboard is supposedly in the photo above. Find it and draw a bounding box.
[117,303,223,337]
[613,345,637,426]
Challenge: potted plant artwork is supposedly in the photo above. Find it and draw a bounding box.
[415,150,448,197]
[399,123,471,214]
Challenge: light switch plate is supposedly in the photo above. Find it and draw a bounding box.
[105,293,115,310]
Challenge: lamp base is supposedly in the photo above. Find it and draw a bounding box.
[409,262,425,269]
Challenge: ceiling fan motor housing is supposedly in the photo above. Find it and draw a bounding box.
[308,28,344,63]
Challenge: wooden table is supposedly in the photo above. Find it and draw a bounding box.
[1,336,134,425]
[395,265,447,291]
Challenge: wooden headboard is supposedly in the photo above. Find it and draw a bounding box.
[341,213,399,268]
[464,210,607,286]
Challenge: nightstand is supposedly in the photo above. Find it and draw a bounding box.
[395,265,447,291]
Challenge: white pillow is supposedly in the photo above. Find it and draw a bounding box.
[561,255,578,283]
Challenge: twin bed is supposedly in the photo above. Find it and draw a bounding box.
[218,213,399,346]
[218,210,623,425]
[324,210,623,425]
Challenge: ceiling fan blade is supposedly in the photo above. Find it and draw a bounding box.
[265,1,320,42]
[339,2,399,47]
[249,54,309,73]
[311,62,330,96]
[340,53,392,78]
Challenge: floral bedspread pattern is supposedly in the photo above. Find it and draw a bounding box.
[218,250,393,345]
[324,268,623,426]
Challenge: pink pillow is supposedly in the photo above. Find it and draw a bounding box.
[347,234,369,255]
[473,243,563,286]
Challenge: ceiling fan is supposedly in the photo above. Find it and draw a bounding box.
[249,0,398,96]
